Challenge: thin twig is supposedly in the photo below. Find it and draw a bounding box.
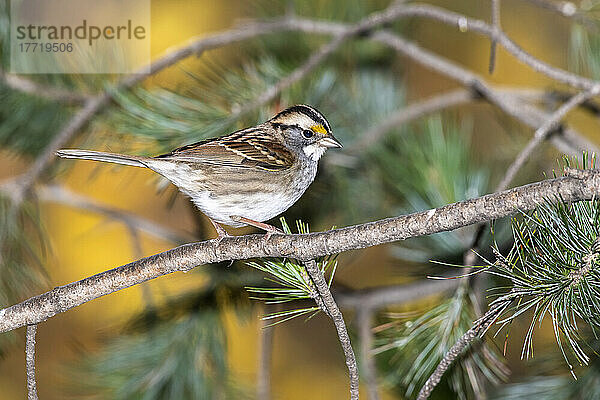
[508,95,599,156]
[288,2,599,90]
[366,31,599,155]
[357,307,379,400]
[336,274,462,310]
[232,35,347,119]
[345,89,473,155]
[25,324,38,400]
[34,184,194,244]
[14,95,110,205]
[304,260,359,400]
[392,4,598,89]
[298,263,333,318]
[416,298,512,400]
[546,89,600,117]
[496,87,599,191]
[489,0,500,74]
[1,169,600,333]
[0,69,90,104]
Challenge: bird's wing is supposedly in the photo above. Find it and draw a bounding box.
[155,126,295,171]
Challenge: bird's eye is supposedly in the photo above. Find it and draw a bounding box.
[302,129,314,139]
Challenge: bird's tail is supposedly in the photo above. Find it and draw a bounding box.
[56,149,149,168]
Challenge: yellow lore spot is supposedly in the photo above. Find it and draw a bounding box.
[310,124,328,135]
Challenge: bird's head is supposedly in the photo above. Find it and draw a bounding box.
[270,105,342,161]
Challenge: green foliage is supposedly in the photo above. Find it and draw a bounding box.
[375,116,492,261]
[245,218,337,325]
[375,283,508,399]
[489,167,600,373]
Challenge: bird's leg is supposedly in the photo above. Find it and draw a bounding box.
[230,215,284,239]
[208,217,230,243]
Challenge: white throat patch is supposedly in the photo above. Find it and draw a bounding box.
[303,143,326,161]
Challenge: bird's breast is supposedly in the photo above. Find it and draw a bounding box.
[145,158,319,227]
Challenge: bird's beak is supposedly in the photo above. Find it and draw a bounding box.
[319,135,343,148]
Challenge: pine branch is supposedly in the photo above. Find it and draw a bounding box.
[375,280,508,399]
[489,192,600,369]
[2,169,600,333]
[413,85,589,400]
[412,79,599,400]
[304,259,358,400]
[416,297,512,400]
[389,4,598,89]
[421,71,599,400]
[230,0,418,120]
[464,87,600,280]
[417,89,598,398]
[36,184,194,243]
[419,160,600,398]
[287,2,600,90]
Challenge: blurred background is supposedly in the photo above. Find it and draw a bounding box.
[1,0,600,399]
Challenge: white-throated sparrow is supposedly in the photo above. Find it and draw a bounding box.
[57,105,342,238]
